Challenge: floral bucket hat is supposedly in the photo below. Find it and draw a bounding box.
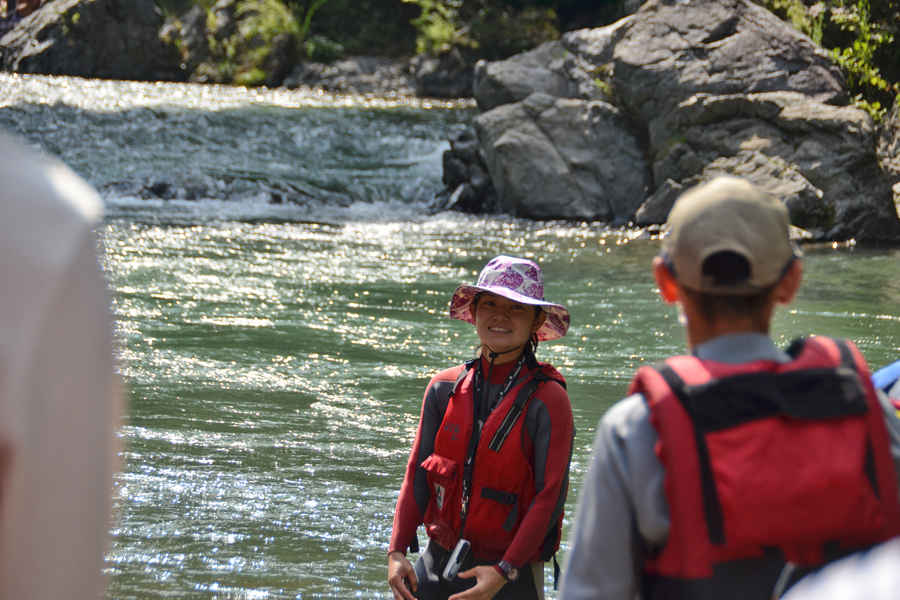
[449,255,571,341]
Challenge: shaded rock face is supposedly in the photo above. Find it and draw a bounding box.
[422,124,499,215]
[159,5,208,74]
[878,104,900,220]
[475,92,650,221]
[462,0,900,242]
[410,48,474,99]
[0,0,180,81]
[441,124,498,213]
[283,57,418,97]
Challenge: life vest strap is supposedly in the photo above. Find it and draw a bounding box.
[487,371,551,453]
[480,487,519,531]
[656,364,726,545]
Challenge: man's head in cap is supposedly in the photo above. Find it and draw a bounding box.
[652,177,803,345]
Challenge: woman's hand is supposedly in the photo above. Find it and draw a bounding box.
[388,551,418,600]
[448,565,507,600]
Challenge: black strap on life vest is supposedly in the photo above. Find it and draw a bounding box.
[539,520,563,590]
[460,354,526,538]
[480,487,519,531]
[487,370,552,452]
[657,365,727,544]
[654,338,870,546]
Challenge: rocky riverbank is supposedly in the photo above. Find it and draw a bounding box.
[0,0,475,97]
[431,0,900,243]
[2,0,900,242]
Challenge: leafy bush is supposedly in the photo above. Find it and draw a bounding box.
[827,1,894,99]
[403,0,467,55]
[303,34,344,62]
[298,0,419,57]
[469,5,560,60]
[403,0,560,61]
[202,0,301,85]
[766,0,899,117]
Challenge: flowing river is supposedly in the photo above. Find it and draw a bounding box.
[1,73,899,599]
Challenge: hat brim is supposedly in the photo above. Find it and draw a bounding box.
[449,284,570,341]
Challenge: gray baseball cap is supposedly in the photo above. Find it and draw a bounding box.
[661,177,799,294]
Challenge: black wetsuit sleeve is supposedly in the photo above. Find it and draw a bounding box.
[389,378,453,554]
[413,382,454,515]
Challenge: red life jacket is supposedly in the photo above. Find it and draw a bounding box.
[421,356,567,562]
[629,336,900,600]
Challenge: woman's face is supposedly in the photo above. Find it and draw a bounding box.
[471,293,546,361]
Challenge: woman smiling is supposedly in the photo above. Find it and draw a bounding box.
[388,256,575,600]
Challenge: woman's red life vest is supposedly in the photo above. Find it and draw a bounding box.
[629,336,900,600]
[420,357,567,562]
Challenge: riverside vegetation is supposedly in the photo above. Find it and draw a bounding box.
[0,0,896,112]
[166,0,900,113]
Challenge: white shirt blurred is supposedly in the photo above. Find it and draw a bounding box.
[0,133,122,600]
[782,537,900,600]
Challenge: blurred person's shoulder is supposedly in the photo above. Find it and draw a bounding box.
[0,133,103,269]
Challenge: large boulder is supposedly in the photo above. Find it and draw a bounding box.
[471,19,633,113]
[457,0,900,242]
[652,91,899,241]
[0,0,180,81]
[474,92,650,222]
[612,0,845,126]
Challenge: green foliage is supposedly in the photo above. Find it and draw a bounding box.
[764,0,816,36]
[205,0,301,85]
[292,0,332,44]
[403,0,560,60]
[302,0,418,57]
[469,5,559,60]
[303,34,344,62]
[238,0,300,46]
[766,0,899,112]
[590,62,613,97]
[594,77,611,96]
[403,0,467,55]
[234,66,267,87]
[851,94,887,122]
[160,0,612,65]
[828,0,894,94]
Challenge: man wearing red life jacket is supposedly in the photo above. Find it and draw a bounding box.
[560,177,900,600]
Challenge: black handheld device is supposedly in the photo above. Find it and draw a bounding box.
[442,539,470,580]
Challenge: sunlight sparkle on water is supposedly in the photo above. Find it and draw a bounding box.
[0,73,475,112]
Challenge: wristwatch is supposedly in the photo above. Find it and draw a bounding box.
[494,560,520,582]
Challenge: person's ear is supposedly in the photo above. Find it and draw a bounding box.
[531,310,548,333]
[653,256,680,304]
[773,259,802,305]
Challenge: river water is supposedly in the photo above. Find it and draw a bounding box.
[2,74,899,599]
